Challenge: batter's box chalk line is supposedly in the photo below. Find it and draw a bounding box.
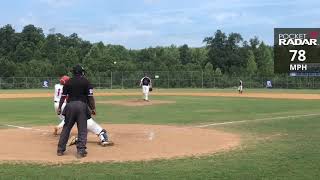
[2,124,157,141]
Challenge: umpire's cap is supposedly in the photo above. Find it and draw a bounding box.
[72,64,85,76]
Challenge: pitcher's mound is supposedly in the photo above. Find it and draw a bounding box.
[0,124,240,164]
[97,99,176,106]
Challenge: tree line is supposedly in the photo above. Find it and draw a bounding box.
[0,24,274,78]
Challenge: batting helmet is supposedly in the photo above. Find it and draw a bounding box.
[60,75,70,85]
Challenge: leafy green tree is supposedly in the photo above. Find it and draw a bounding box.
[83,45,104,75]
[138,48,157,62]
[78,40,92,63]
[179,44,192,65]
[256,42,274,77]
[249,36,260,49]
[203,62,212,80]
[249,36,260,62]
[115,61,137,71]
[204,30,244,74]
[185,63,202,71]
[105,44,130,62]
[20,25,45,45]
[226,33,244,74]
[227,33,243,50]
[158,45,180,69]
[214,68,222,76]
[53,63,68,77]
[246,50,257,76]
[191,48,207,67]
[26,60,54,77]
[13,25,45,63]
[203,30,227,71]
[0,23,280,87]
[41,34,59,63]
[14,42,34,62]
[0,57,16,77]
[64,47,79,69]
[0,24,19,58]
[204,62,213,72]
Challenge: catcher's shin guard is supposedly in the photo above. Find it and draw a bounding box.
[98,129,114,146]
[99,129,108,142]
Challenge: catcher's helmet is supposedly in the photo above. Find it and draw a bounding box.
[60,75,70,85]
[72,64,85,76]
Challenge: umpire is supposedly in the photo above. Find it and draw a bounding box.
[57,65,96,158]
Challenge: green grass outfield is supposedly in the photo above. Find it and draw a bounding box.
[0,89,320,179]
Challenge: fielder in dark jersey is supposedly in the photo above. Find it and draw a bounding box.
[57,65,96,158]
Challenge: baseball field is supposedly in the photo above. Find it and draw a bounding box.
[1,88,320,179]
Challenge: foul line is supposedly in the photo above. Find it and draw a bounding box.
[4,124,50,133]
[196,113,320,128]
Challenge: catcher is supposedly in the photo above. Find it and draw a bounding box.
[54,75,113,147]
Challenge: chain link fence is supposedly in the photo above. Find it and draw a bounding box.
[0,71,320,89]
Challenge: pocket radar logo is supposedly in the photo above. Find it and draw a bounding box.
[278,32,318,46]
[274,28,320,74]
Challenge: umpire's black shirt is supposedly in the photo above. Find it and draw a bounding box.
[62,76,93,103]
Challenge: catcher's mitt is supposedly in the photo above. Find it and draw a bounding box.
[149,87,153,91]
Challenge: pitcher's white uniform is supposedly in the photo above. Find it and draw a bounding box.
[140,76,151,101]
[238,80,243,94]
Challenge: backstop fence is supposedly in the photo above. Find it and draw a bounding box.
[0,71,319,89]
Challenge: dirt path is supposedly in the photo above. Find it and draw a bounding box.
[0,92,320,99]
[0,124,240,164]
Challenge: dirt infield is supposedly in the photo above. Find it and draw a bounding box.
[0,124,240,164]
[1,92,320,99]
[97,99,176,106]
[0,90,317,164]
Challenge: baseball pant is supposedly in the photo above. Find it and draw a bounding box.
[57,101,89,153]
[87,118,103,135]
[142,85,150,100]
[55,102,103,135]
[54,102,66,129]
[54,102,66,121]
[55,105,104,141]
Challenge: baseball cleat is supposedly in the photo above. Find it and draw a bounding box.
[57,151,64,156]
[100,140,114,147]
[53,127,59,136]
[76,152,87,159]
[67,136,78,146]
